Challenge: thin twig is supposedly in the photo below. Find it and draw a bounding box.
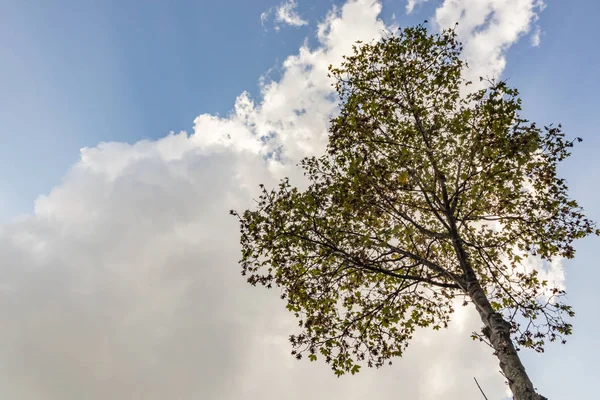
[474,377,489,400]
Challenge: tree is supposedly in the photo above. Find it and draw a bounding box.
[230,24,597,400]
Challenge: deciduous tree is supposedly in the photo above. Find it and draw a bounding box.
[231,24,597,400]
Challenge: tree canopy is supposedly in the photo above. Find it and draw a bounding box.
[231,24,597,400]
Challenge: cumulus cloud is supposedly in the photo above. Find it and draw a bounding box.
[1,148,268,399]
[0,0,546,398]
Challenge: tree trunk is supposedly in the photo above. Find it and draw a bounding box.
[441,167,548,399]
[467,278,548,400]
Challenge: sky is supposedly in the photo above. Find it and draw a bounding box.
[0,0,598,398]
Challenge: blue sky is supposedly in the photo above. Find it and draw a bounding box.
[501,5,600,394]
[0,0,435,220]
[1,0,288,218]
[0,1,598,399]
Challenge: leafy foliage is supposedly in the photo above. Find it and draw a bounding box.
[231,24,597,378]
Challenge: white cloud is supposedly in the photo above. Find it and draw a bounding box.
[406,0,428,14]
[531,25,542,47]
[0,0,548,398]
[403,0,545,80]
[433,0,546,82]
[276,0,308,27]
[261,0,308,31]
[260,10,271,26]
